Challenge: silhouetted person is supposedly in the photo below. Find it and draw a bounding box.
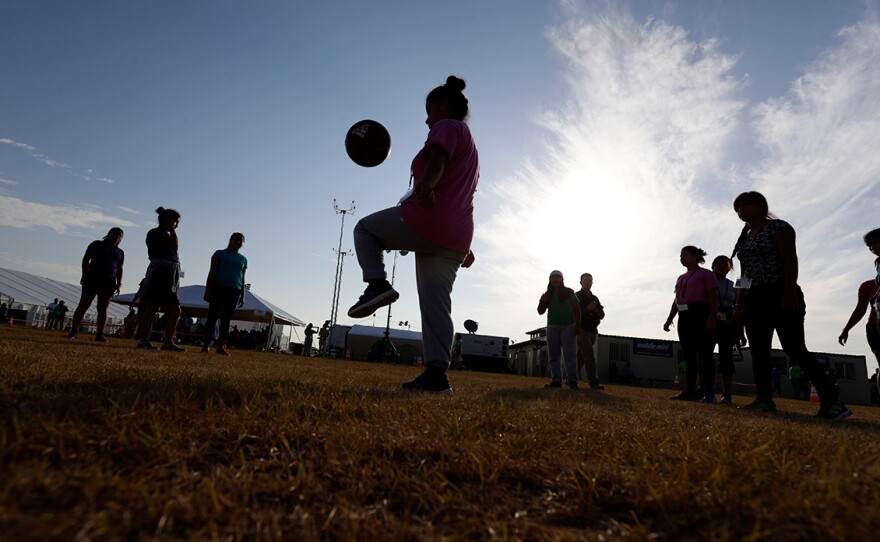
[731,191,850,420]
[346,76,479,394]
[67,227,125,342]
[200,232,247,356]
[137,207,185,351]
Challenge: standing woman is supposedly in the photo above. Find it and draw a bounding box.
[731,191,851,420]
[537,270,581,389]
[200,232,247,356]
[664,246,718,402]
[711,255,741,404]
[67,227,125,341]
[838,229,880,375]
[137,207,185,351]
[346,75,478,393]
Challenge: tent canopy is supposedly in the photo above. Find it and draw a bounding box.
[0,266,130,321]
[112,284,305,326]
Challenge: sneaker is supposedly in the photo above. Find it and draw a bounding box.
[816,401,852,421]
[347,280,400,318]
[401,367,452,393]
[589,381,605,390]
[200,345,210,354]
[160,342,186,352]
[701,394,717,404]
[544,381,563,388]
[216,345,230,356]
[94,334,107,343]
[136,339,158,350]
[567,381,579,389]
[720,395,733,405]
[738,398,777,412]
[669,391,697,401]
[66,331,77,339]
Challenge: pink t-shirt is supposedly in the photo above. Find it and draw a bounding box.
[399,119,479,254]
[675,268,717,304]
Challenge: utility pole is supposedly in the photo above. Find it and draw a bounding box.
[328,200,355,354]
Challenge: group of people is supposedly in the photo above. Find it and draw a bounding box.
[44,298,69,330]
[55,75,876,423]
[64,207,250,355]
[662,192,870,421]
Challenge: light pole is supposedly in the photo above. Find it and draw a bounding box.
[328,199,355,355]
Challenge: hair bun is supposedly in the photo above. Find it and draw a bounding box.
[445,75,466,92]
[155,206,165,214]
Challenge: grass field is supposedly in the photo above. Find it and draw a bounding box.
[2,326,879,541]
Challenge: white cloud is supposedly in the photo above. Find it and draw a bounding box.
[0,138,115,185]
[474,3,746,341]
[0,195,137,234]
[0,177,17,186]
[116,205,141,214]
[747,15,880,355]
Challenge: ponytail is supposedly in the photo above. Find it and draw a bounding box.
[730,224,749,260]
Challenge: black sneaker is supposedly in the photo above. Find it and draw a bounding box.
[544,381,563,388]
[589,381,604,390]
[95,334,107,343]
[669,391,698,401]
[136,339,158,350]
[567,381,579,389]
[738,398,777,412]
[401,367,452,394]
[815,401,852,421]
[720,395,733,405]
[160,342,186,352]
[347,280,400,318]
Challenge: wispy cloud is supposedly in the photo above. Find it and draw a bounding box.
[474,2,880,362]
[747,14,880,344]
[0,137,115,184]
[475,3,746,340]
[0,195,137,234]
[116,205,141,214]
[0,177,17,186]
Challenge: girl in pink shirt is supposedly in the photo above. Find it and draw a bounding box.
[664,246,718,402]
[347,76,479,393]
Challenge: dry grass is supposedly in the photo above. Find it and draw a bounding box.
[1,326,879,541]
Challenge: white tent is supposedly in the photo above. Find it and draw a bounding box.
[111,284,305,326]
[0,266,129,327]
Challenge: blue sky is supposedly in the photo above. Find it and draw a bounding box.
[2,1,878,371]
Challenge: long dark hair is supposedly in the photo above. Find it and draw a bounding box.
[731,191,775,259]
[545,279,574,303]
[427,76,469,121]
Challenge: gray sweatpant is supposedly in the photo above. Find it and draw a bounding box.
[353,207,466,368]
[547,324,578,384]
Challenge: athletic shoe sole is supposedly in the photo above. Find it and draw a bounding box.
[347,289,399,318]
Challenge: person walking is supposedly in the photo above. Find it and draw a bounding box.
[137,207,185,351]
[731,191,851,420]
[67,228,125,341]
[200,232,247,356]
[838,228,880,373]
[538,270,581,389]
[711,255,741,404]
[53,301,68,330]
[346,76,478,394]
[664,246,718,402]
[576,273,605,389]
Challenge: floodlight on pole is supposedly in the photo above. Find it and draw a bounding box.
[328,199,355,351]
